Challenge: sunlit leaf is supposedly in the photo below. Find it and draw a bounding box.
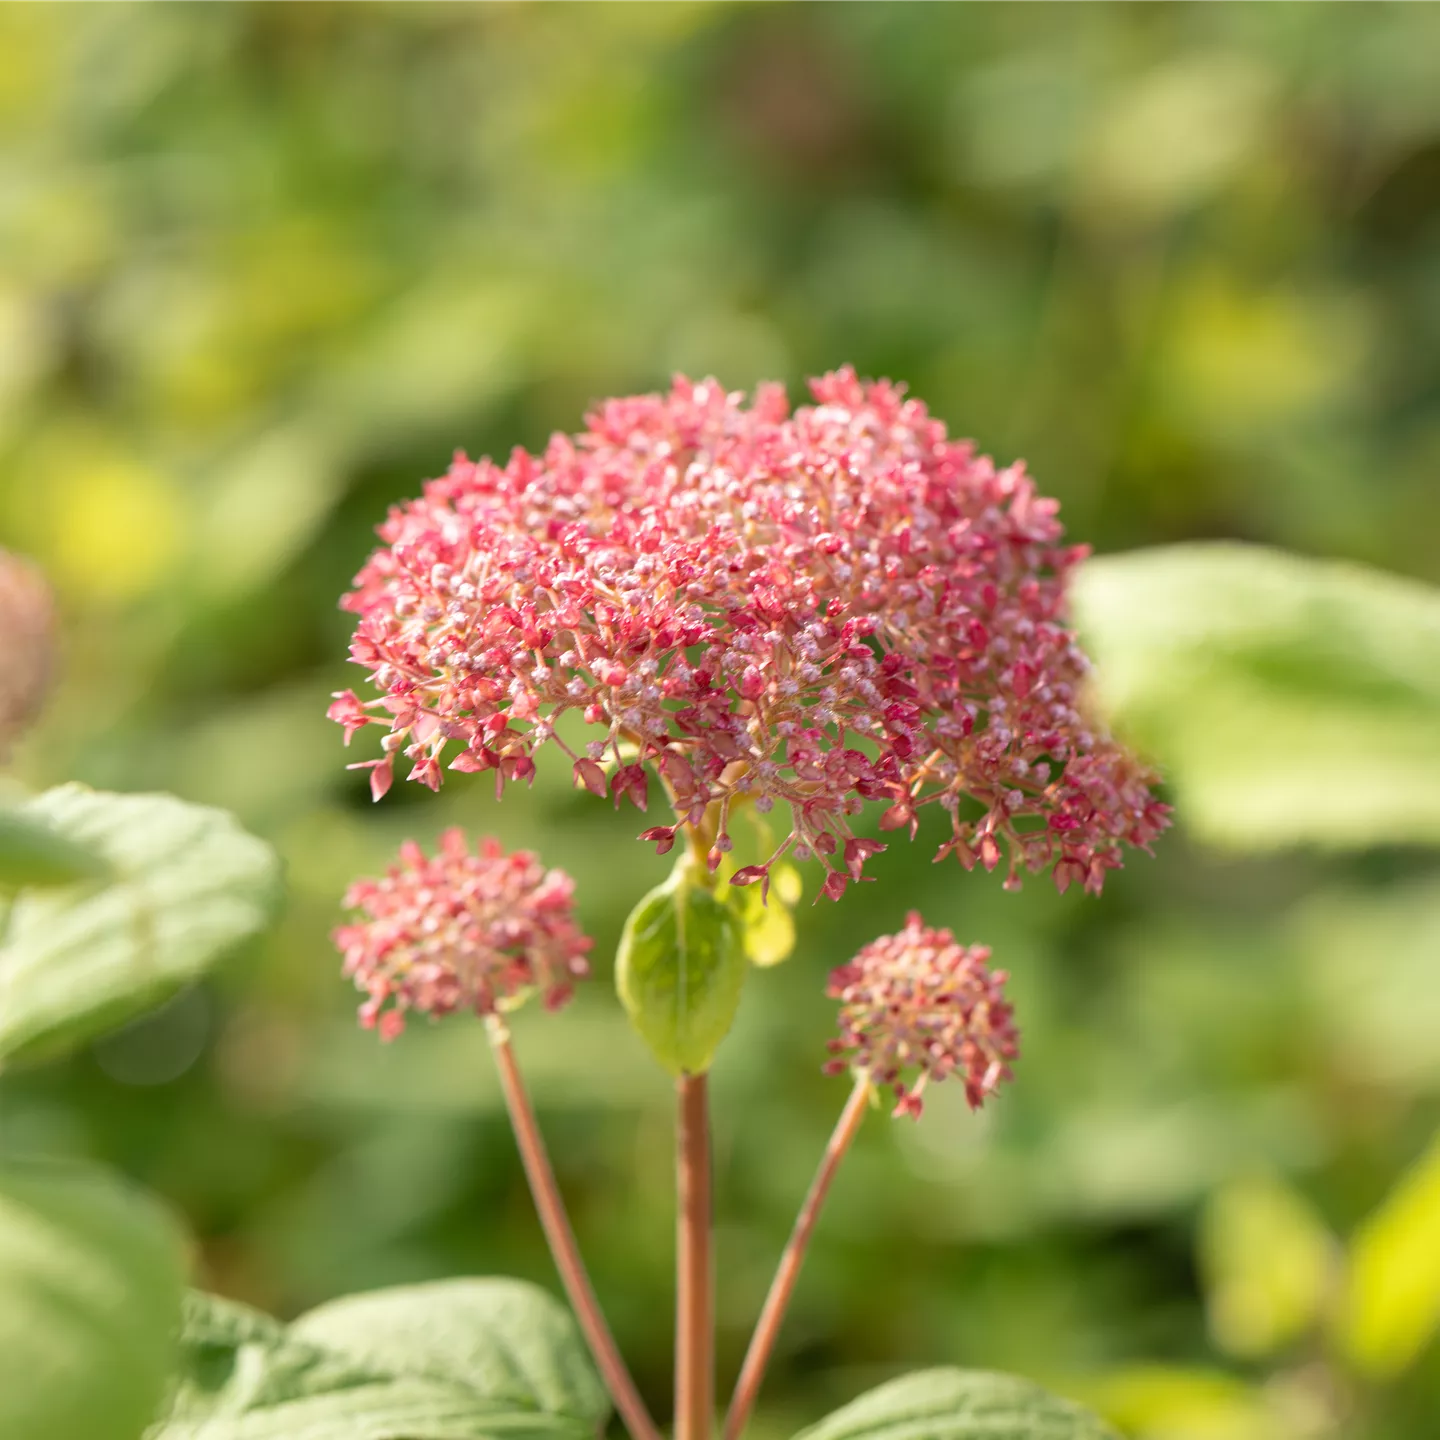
[292,1279,609,1429]
[40,444,183,601]
[1198,1174,1334,1359]
[732,861,802,968]
[1158,276,1367,436]
[739,890,796,968]
[1339,1128,1440,1379]
[1072,543,1440,850]
[152,1280,606,1440]
[1081,56,1272,221]
[1079,1365,1273,1440]
[0,785,281,1065]
[792,1368,1120,1440]
[1293,881,1440,1092]
[0,1158,186,1440]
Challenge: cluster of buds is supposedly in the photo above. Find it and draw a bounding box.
[330,369,1168,901]
[825,912,1019,1118]
[0,548,55,761]
[333,829,591,1039]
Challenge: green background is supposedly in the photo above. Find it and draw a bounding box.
[3,5,1439,1438]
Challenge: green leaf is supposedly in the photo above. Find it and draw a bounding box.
[615,855,747,1075]
[0,805,110,890]
[157,1291,380,1426]
[1197,1174,1334,1358]
[291,1279,610,1428]
[153,1280,607,1440]
[1338,1128,1440,1379]
[1078,1365,1271,1438]
[793,1369,1121,1440]
[732,862,801,969]
[1294,880,1440,1091]
[0,785,282,1066]
[0,1158,187,1440]
[1071,542,1440,850]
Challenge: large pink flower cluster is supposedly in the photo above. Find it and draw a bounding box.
[333,829,591,1039]
[825,912,1018,1118]
[331,368,1168,900]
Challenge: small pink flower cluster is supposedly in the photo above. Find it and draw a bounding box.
[331,369,1167,900]
[825,911,1018,1118]
[333,829,591,1039]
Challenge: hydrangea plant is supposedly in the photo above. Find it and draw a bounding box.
[322,370,1169,1440]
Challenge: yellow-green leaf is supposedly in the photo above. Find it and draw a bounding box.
[1339,1128,1440,1378]
[1080,1365,1272,1440]
[734,863,802,968]
[1198,1175,1334,1359]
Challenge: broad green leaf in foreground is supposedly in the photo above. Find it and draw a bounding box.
[616,855,746,1075]
[0,1158,187,1440]
[1071,542,1440,850]
[793,1368,1121,1440]
[0,785,282,1065]
[292,1279,610,1428]
[1339,1128,1440,1379]
[151,1279,608,1440]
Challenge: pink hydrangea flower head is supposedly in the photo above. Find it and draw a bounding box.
[824,911,1018,1118]
[331,368,1169,898]
[333,829,591,1039]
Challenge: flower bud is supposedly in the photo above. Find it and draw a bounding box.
[0,549,54,759]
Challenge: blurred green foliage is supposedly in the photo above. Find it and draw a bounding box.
[2,5,1440,1439]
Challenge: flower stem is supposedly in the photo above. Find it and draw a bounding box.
[487,1017,662,1440]
[722,1077,871,1440]
[676,1071,714,1440]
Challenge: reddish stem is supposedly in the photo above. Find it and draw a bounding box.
[722,1078,871,1440]
[488,1018,662,1440]
[676,1072,714,1440]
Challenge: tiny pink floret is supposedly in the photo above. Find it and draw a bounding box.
[333,368,1169,898]
[825,911,1019,1118]
[332,829,592,1039]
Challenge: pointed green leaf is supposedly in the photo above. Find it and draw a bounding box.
[616,857,746,1075]
[151,1281,608,1440]
[157,1291,381,1424]
[291,1279,609,1429]
[0,785,282,1066]
[0,1158,186,1440]
[793,1369,1121,1440]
